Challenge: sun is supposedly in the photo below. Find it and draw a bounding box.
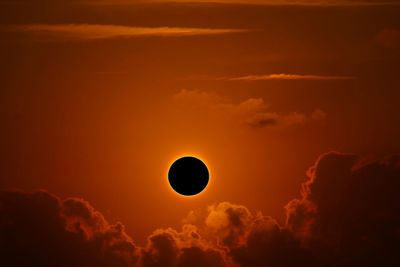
[168,156,209,196]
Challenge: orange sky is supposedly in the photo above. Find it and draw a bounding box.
[1,0,400,247]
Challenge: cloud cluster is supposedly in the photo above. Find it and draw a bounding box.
[0,191,139,266]
[1,152,400,266]
[285,152,400,266]
[173,89,326,128]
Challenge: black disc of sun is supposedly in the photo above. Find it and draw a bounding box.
[168,156,209,196]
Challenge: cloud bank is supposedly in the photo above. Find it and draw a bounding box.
[1,152,400,266]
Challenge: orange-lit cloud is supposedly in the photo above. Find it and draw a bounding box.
[173,89,326,128]
[2,152,399,266]
[8,0,399,6]
[74,0,400,7]
[2,24,248,41]
[227,74,355,81]
[187,74,355,81]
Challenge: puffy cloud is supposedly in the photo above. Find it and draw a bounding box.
[173,89,326,129]
[1,152,400,266]
[178,247,226,267]
[205,202,254,248]
[286,152,400,265]
[142,230,180,267]
[0,190,139,267]
[230,216,315,267]
[140,227,227,267]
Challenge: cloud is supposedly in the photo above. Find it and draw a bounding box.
[285,152,400,265]
[72,0,400,7]
[0,190,139,266]
[5,0,400,7]
[186,74,355,81]
[228,74,355,81]
[205,202,254,248]
[173,89,326,128]
[3,0,400,7]
[141,227,227,267]
[1,152,400,266]
[156,0,400,6]
[376,29,400,48]
[1,24,248,41]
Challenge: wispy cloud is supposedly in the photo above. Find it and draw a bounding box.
[228,74,355,81]
[2,24,248,41]
[77,0,400,7]
[185,74,355,81]
[173,89,326,128]
[2,0,400,6]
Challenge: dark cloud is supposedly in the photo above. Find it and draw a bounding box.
[286,152,400,265]
[230,216,316,267]
[142,230,179,267]
[140,227,227,267]
[0,190,139,267]
[178,247,225,267]
[1,151,400,266]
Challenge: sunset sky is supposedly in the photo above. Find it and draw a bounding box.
[1,1,400,266]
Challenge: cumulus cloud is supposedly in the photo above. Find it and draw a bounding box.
[285,152,400,265]
[1,152,400,266]
[0,24,248,41]
[173,89,326,128]
[141,227,227,267]
[0,190,139,267]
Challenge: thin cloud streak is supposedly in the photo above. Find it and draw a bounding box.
[229,74,356,81]
[78,0,400,7]
[2,24,248,41]
[185,74,356,81]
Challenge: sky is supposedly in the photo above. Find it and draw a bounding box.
[0,1,400,266]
